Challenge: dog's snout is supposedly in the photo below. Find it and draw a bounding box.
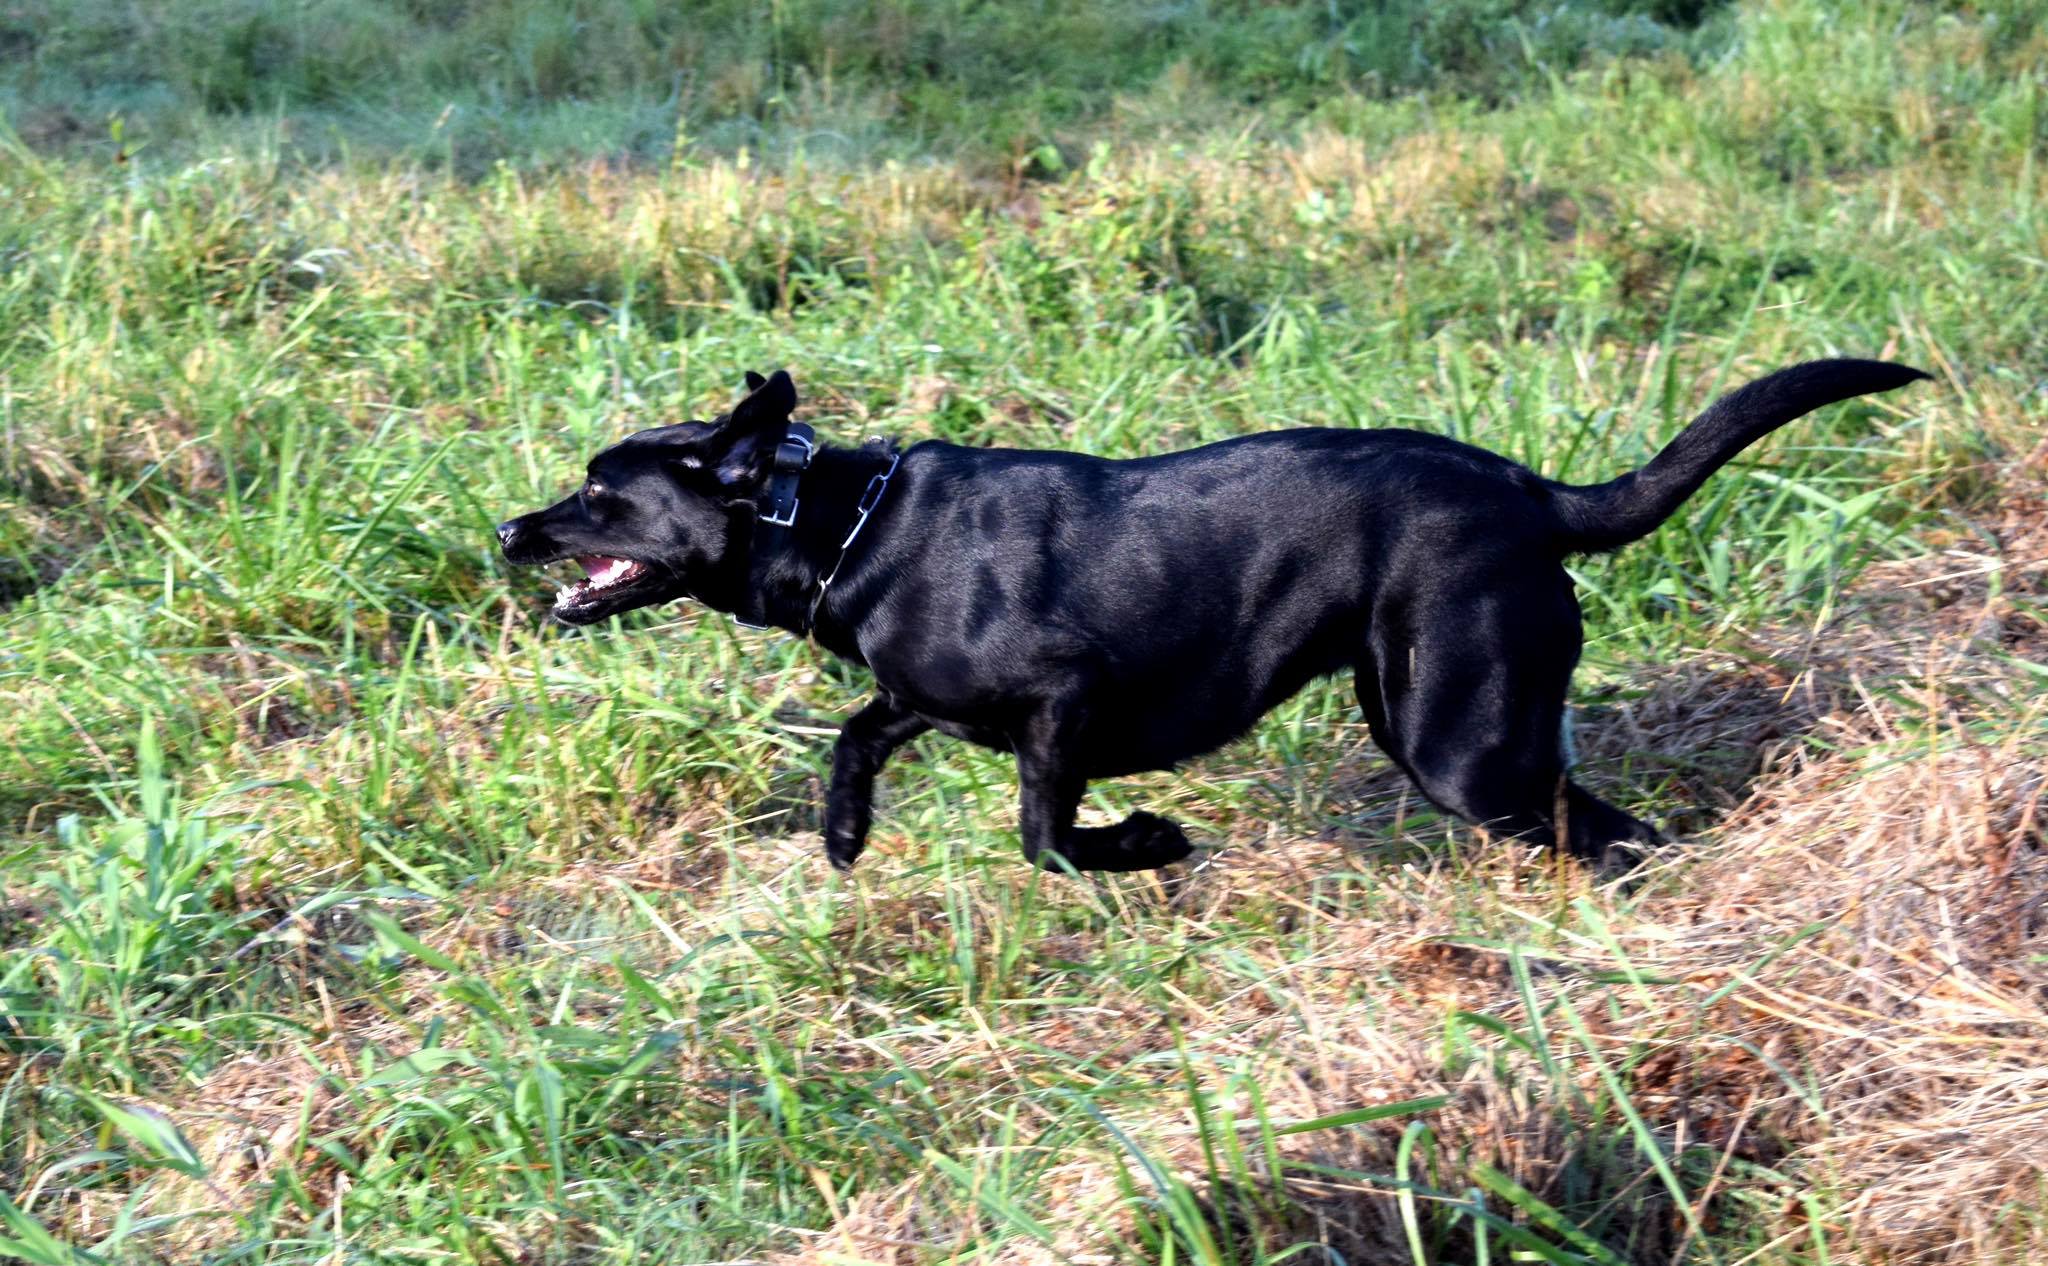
[495,519,521,551]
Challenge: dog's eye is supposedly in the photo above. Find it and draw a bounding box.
[583,480,606,499]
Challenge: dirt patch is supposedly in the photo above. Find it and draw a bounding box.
[0,498,100,609]
[11,107,87,151]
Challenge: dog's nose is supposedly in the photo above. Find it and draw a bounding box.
[495,519,520,550]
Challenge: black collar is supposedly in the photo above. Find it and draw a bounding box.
[731,435,903,638]
[729,422,818,632]
[758,423,816,527]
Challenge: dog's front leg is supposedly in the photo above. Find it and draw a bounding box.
[823,695,932,870]
[1015,715,1194,874]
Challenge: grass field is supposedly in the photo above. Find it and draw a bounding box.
[3,1,2046,1262]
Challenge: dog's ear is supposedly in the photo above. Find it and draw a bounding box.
[691,369,798,491]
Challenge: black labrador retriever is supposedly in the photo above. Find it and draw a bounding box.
[497,360,1927,872]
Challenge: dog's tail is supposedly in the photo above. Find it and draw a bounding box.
[1547,359,1931,554]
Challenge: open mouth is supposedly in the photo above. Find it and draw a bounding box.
[555,554,653,611]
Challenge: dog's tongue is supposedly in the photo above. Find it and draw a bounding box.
[577,555,640,588]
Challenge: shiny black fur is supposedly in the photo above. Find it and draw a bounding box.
[498,361,1929,873]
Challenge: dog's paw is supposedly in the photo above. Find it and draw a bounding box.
[1590,825,1667,882]
[824,835,865,872]
[1118,811,1195,870]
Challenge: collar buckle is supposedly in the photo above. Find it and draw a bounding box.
[758,425,816,527]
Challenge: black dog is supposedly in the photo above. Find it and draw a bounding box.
[498,361,1927,872]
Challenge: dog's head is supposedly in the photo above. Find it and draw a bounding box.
[496,369,799,625]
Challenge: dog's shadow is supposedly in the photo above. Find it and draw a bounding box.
[1255,650,1847,857]
[1568,653,1841,839]
[723,651,1848,865]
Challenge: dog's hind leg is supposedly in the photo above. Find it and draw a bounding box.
[1361,576,1660,867]
[1013,710,1194,873]
[824,695,932,870]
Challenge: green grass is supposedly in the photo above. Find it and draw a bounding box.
[4,1,2047,1262]
[2,0,1737,171]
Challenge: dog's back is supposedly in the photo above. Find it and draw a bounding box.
[849,427,1565,771]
